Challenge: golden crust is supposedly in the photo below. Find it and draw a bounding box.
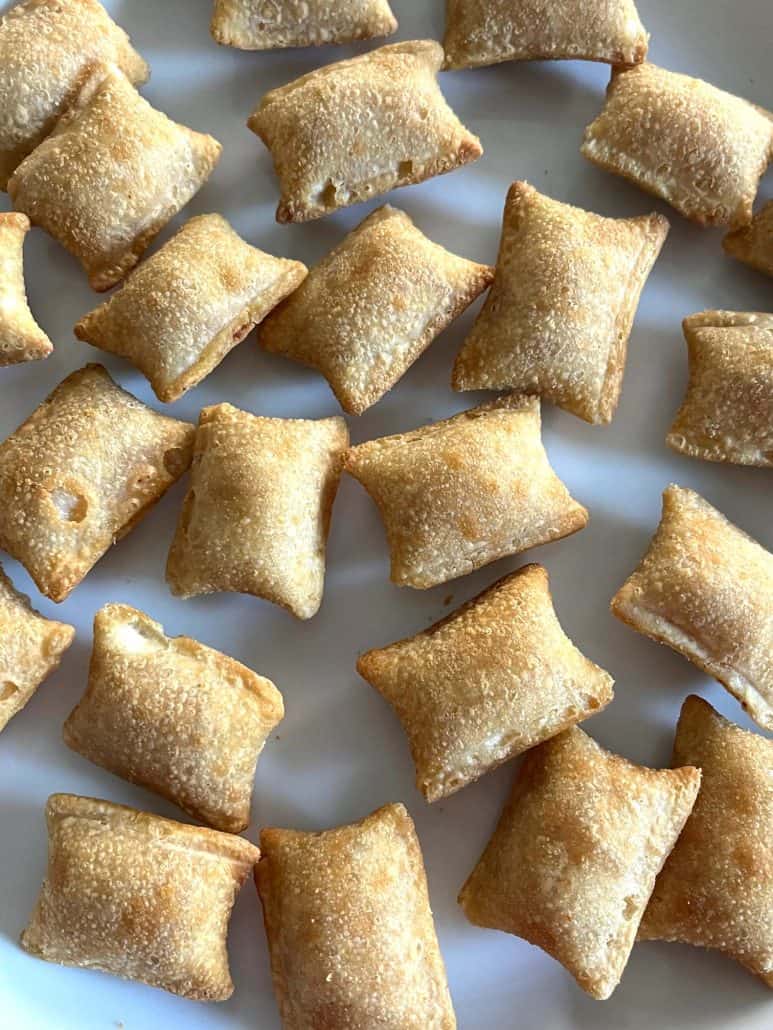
[451,182,668,423]
[611,485,773,731]
[667,311,773,466]
[459,727,701,1000]
[259,205,494,415]
[247,40,482,223]
[443,0,648,70]
[582,63,773,229]
[723,200,773,278]
[0,211,52,365]
[639,696,773,988]
[21,793,259,1000]
[358,564,614,802]
[63,603,284,833]
[8,65,221,291]
[166,403,349,620]
[344,395,588,590]
[211,0,398,50]
[256,803,456,1028]
[0,563,73,733]
[75,214,307,402]
[0,364,194,602]
[0,0,148,190]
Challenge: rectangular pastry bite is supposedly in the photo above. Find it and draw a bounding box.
[723,200,773,278]
[0,212,52,365]
[64,603,284,833]
[211,0,398,50]
[459,727,701,1000]
[256,803,456,1028]
[75,214,308,403]
[259,205,494,415]
[0,364,195,602]
[21,794,259,1000]
[612,485,773,731]
[8,65,221,291]
[248,40,482,223]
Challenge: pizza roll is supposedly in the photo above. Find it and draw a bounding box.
[612,485,773,731]
[256,803,456,1028]
[452,182,668,423]
[667,311,773,467]
[0,563,73,734]
[64,603,284,833]
[75,214,308,403]
[167,403,348,619]
[8,65,221,291]
[358,564,614,802]
[723,200,773,278]
[345,395,587,590]
[21,794,259,1000]
[259,205,494,415]
[0,212,52,365]
[0,0,148,190]
[211,0,397,50]
[0,364,194,603]
[248,40,482,224]
[459,727,701,1000]
[639,696,773,988]
[442,0,648,70]
[582,63,773,229]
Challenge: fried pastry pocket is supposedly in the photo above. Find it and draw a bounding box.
[0,212,52,365]
[211,0,398,50]
[723,200,773,278]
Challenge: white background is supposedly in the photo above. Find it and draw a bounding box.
[0,1,771,1028]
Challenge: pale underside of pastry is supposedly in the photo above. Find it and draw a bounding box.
[0,364,194,603]
[259,205,494,415]
[723,200,773,278]
[0,563,74,734]
[442,0,649,70]
[358,563,614,802]
[248,40,483,223]
[21,794,259,1000]
[0,0,148,191]
[667,311,773,466]
[344,394,588,590]
[451,181,669,423]
[459,727,701,1000]
[8,65,222,291]
[256,803,456,1029]
[582,63,773,229]
[167,403,349,620]
[63,603,284,833]
[612,485,773,731]
[211,0,398,50]
[0,211,52,365]
[75,214,308,402]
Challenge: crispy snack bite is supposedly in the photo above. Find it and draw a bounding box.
[256,803,456,1029]
[723,200,773,278]
[459,727,701,1000]
[211,0,397,50]
[0,212,52,365]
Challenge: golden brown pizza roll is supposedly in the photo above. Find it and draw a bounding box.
[256,802,456,1028]
[259,205,494,415]
[451,182,668,423]
[0,0,148,190]
[0,211,52,365]
[612,485,773,732]
[723,200,773,278]
[345,395,587,590]
[639,696,773,987]
[211,0,398,50]
[582,63,773,229]
[21,793,259,1000]
[248,40,482,224]
[75,214,307,403]
[667,311,773,467]
[0,563,73,734]
[8,65,221,291]
[167,403,348,619]
[63,603,284,833]
[459,727,701,1000]
[358,564,614,802]
[0,364,194,603]
[442,0,648,70]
